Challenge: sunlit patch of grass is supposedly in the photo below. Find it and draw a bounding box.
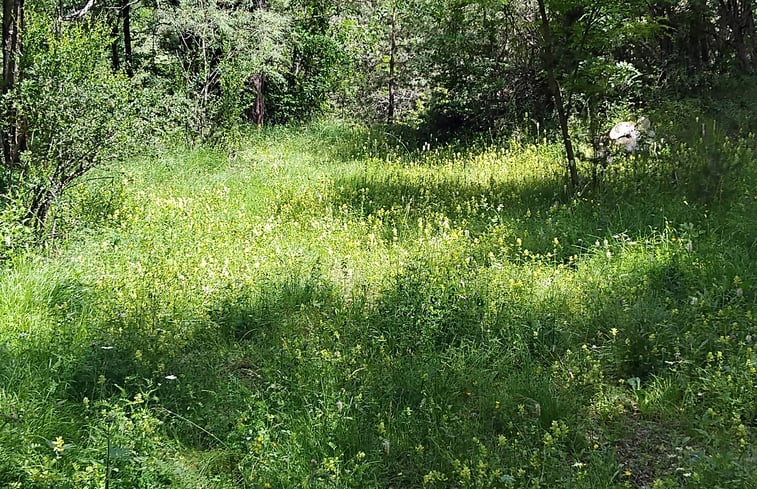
[1,119,755,487]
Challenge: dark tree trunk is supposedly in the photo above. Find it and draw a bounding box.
[27,185,57,231]
[536,0,579,190]
[111,11,120,72]
[250,73,265,126]
[648,3,674,69]
[2,0,25,167]
[2,0,23,86]
[122,0,133,76]
[685,1,710,68]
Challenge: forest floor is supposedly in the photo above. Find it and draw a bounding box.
[1,114,755,488]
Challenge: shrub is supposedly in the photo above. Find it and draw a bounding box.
[11,16,138,231]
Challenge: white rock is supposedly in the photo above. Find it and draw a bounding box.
[609,121,637,141]
[609,117,652,153]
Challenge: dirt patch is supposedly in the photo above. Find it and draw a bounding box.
[614,417,696,488]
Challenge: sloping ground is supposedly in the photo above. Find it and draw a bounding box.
[0,121,755,488]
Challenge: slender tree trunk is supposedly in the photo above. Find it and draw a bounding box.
[249,0,268,126]
[744,0,757,70]
[111,11,120,72]
[27,185,56,231]
[2,0,17,93]
[2,0,25,167]
[536,0,579,189]
[387,1,396,124]
[648,3,674,70]
[699,9,710,67]
[251,73,265,126]
[122,0,133,76]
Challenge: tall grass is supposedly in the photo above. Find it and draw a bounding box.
[0,115,754,488]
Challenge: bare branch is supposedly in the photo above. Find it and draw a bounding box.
[60,0,96,22]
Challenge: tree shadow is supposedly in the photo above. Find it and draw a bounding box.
[10,226,740,486]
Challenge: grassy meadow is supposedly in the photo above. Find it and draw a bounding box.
[0,112,755,487]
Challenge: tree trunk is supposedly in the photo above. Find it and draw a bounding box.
[387,1,396,124]
[122,0,133,76]
[743,0,757,70]
[26,183,61,231]
[249,0,268,125]
[648,3,674,70]
[2,0,25,167]
[250,73,265,126]
[111,10,120,72]
[536,0,579,190]
[2,0,23,91]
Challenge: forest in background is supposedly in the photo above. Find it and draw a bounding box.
[1,0,756,234]
[0,1,756,488]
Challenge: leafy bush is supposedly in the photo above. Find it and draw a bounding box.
[12,16,138,231]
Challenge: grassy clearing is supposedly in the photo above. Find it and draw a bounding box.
[0,116,755,488]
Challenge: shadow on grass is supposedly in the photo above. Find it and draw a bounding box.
[5,237,741,486]
[191,270,590,484]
